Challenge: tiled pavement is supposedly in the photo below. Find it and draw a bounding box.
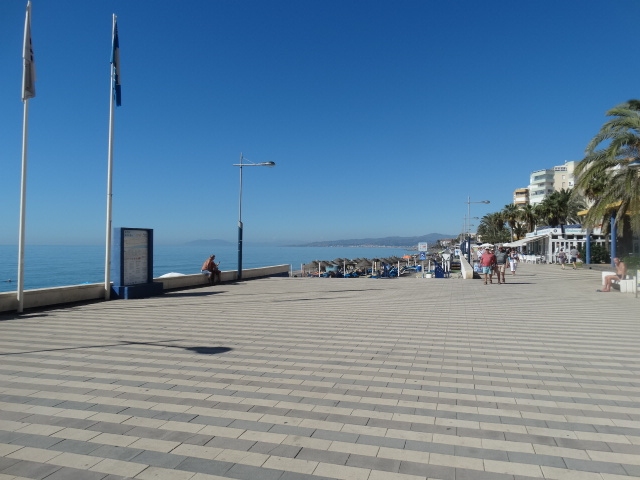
[0,263,638,480]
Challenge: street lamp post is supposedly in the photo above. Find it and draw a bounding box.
[466,196,490,263]
[233,153,276,280]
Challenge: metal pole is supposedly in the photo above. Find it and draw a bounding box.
[237,153,243,280]
[610,214,616,267]
[17,100,29,313]
[104,15,116,300]
[467,198,471,263]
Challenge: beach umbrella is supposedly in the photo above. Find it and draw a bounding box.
[356,258,372,269]
[302,262,316,275]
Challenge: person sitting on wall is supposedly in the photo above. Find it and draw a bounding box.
[598,257,627,292]
[201,254,221,285]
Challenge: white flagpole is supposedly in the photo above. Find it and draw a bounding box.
[18,1,35,313]
[104,14,116,300]
[17,100,29,313]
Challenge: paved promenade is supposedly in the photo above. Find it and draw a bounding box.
[0,263,638,480]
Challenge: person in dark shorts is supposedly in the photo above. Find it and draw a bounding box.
[569,245,579,269]
[201,254,221,285]
[494,246,509,284]
[598,257,627,292]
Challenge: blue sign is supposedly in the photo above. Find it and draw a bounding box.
[419,252,426,260]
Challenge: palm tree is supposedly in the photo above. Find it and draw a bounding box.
[536,189,586,227]
[518,204,538,233]
[477,212,510,244]
[501,203,520,241]
[574,100,640,235]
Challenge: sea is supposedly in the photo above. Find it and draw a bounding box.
[0,244,412,293]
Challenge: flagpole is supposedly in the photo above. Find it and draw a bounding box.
[104,14,116,300]
[18,1,35,313]
[17,100,29,313]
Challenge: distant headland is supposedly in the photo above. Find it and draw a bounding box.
[290,233,454,248]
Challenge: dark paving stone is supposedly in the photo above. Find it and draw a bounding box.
[399,460,455,480]
[346,453,400,472]
[131,450,187,468]
[205,436,255,451]
[310,429,358,443]
[295,447,349,465]
[48,438,101,455]
[10,432,64,449]
[43,466,108,480]
[89,445,145,461]
[85,421,135,435]
[357,434,405,449]
[456,445,509,461]
[455,466,516,480]
[174,457,234,476]
[181,433,214,446]
[0,459,61,479]
[225,463,285,480]
[563,457,628,475]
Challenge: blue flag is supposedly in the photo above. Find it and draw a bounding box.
[111,19,121,106]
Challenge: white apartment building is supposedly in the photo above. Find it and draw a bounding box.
[527,169,555,205]
[518,160,577,206]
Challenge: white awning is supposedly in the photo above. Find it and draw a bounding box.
[506,233,549,247]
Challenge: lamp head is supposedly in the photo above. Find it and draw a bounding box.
[261,161,276,167]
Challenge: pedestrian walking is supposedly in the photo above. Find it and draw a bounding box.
[569,245,579,269]
[558,248,567,270]
[509,249,518,276]
[480,247,497,285]
[494,246,509,284]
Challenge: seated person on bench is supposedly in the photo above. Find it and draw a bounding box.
[201,254,221,285]
[598,257,627,292]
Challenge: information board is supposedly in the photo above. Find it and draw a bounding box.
[123,229,149,285]
[418,242,428,252]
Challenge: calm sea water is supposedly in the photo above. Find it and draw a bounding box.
[0,244,411,293]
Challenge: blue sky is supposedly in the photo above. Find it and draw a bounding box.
[1,0,639,246]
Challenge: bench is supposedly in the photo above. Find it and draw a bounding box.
[603,271,636,293]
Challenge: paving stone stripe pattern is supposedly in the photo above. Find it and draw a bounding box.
[0,263,638,480]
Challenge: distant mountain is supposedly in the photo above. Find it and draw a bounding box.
[184,239,234,246]
[291,233,454,248]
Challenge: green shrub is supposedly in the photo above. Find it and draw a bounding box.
[579,244,610,264]
[623,255,640,271]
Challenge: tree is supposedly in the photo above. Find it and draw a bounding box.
[477,212,510,244]
[536,189,585,227]
[518,204,538,233]
[501,203,520,241]
[574,100,640,236]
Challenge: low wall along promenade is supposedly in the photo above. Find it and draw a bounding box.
[0,265,290,313]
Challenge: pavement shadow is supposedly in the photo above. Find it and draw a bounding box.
[185,346,232,355]
[122,341,233,355]
[164,290,224,298]
[0,312,50,322]
[0,339,233,357]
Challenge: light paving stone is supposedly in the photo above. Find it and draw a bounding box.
[89,458,149,477]
[262,455,318,474]
[7,446,61,463]
[312,461,370,480]
[134,466,196,480]
[46,451,103,469]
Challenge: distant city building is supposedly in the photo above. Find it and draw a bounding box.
[553,160,576,191]
[513,187,529,206]
[528,169,555,205]
[521,160,577,206]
